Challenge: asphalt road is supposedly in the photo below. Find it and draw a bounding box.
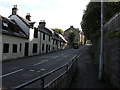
[1,45,88,89]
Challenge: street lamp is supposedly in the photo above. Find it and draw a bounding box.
[99,0,104,80]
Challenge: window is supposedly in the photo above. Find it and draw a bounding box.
[19,43,22,52]
[42,44,44,51]
[13,44,17,53]
[53,47,54,51]
[2,21,8,30]
[43,33,45,40]
[49,36,51,41]
[60,42,62,47]
[49,45,50,51]
[34,28,38,38]
[56,41,58,45]
[33,44,37,53]
[53,40,54,44]
[3,43,9,53]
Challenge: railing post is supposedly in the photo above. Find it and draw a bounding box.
[41,69,45,90]
[66,64,69,88]
[41,77,44,90]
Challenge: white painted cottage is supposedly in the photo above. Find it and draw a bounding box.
[0,5,67,61]
[38,21,52,54]
[0,15,28,61]
[9,5,41,57]
[0,5,40,61]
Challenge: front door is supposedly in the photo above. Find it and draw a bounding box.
[46,44,48,53]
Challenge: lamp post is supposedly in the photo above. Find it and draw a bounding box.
[99,0,104,80]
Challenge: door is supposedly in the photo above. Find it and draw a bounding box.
[24,42,29,56]
[46,44,48,53]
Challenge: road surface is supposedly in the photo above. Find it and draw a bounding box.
[1,45,88,89]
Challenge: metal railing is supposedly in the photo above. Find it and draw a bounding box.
[13,51,83,90]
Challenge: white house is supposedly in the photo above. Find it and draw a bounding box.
[38,21,67,53]
[0,5,40,61]
[38,21,53,54]
[0,5,67,61]
[9,5,40,57]
[0,15,28,61]
[51,31,67,51]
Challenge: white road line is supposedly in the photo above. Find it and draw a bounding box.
[53,56,59,59]
[33,60,48,66]
[0,69,23,78]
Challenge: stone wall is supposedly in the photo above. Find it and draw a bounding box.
[92,12,120,88]
[103,37,120,88]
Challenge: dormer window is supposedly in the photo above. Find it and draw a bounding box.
[2,21,8,30]
[3,22,8,27]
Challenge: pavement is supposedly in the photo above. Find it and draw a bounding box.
[69,46,114,89]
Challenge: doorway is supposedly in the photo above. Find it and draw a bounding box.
[46,44,48,53]
[24,42,29,56]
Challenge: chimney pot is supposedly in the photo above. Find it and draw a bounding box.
[12,5,18,15]
[26,13,31,21]
[39,20,46,28]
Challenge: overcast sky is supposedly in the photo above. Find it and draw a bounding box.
[0,0,90,30]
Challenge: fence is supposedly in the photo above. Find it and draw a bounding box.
[12,50,83,89]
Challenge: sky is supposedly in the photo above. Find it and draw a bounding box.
[0,0,90,31]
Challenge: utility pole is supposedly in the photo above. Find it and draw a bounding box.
[99,0,104,80]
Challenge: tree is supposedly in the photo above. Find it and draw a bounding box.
[81,2,120,42]
[53,28,64,35]
[68,30,75,47]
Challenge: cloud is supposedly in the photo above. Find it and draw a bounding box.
[0,6,11,17]
[0,0,90,30]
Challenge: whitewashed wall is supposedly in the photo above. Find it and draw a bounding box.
[2,34,27,61]
[1,28,41,61]
[29,28,40,56]
[40,32,52,54]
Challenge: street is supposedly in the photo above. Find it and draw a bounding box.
[1,45,88,88]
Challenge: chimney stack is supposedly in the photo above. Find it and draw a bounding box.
[26,13,31,21]
[39,20,46,28]
[70,26,74,28]
[12,5,18,15]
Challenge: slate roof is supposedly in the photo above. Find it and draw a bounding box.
[65,26,80,32]
[52,31,60,40]
[9,14,34,28]
[1,16,28,38]
[58,34,67,43]
[52,31,67,43]
[38,27,52,36]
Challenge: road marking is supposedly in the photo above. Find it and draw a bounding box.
[29,69,35,72]
[53,56,59,59]
[0,69,23,78]
[33,60,48,66]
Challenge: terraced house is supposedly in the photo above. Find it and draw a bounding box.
[0,5,67,61]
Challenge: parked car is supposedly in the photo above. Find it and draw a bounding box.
[73,45,79,49]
